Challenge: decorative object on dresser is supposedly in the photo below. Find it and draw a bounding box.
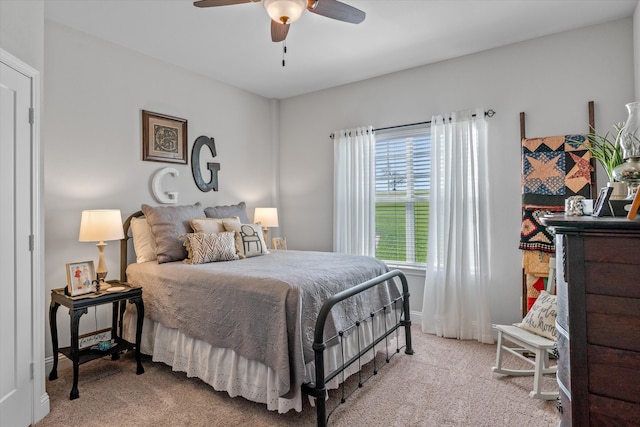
[253,207,279,247]
[78,209,125,287]
[141,110,187,164]
[612,101,640,200]
[541,214,640,426]
[568,121,625,200]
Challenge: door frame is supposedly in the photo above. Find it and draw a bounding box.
[0,48,49,424]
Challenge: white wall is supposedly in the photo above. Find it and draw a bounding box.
[279,18,635,325]
[635,0,640,100]
[0,0,44,71]
[43,21,277,357]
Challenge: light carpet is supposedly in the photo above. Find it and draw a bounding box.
[36,325,558,426]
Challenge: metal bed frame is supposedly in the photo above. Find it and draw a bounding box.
[302,269,413,426]
[120,211,414,427]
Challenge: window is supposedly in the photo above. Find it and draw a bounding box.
[374,125,430,266]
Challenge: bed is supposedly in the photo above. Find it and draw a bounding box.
[119,203,413,426]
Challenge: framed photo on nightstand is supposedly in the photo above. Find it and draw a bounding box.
[272,237,287,250]
[66,260,96,296]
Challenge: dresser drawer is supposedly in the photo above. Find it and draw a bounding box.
[584,236,638,264]
[589,393,640,426]
[588,344,640,404]
[586,295,640,353]
[585,263,640,298]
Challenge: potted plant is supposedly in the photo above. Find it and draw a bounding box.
[570,124,626,199]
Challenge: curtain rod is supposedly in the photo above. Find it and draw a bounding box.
[329,109,495,139]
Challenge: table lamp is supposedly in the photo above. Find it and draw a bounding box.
[253,207,279,247]
[78,209,125,286]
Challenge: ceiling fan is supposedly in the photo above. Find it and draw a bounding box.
[193,0,366,42]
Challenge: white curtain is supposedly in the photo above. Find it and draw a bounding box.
[421,109,494,344]
[333,126,376,256]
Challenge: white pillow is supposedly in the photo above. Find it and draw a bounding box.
[515,290,558,341]
[182,232,238,264]
[130,216,157,263]
[190,217,239,234]
[222,221,269,259]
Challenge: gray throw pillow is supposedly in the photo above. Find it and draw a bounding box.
[205,201,249,224]
[141,203,205,263]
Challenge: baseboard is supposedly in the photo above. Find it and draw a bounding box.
[44,354,71,375]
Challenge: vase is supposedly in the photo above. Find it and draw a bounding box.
[618,102,640,158]
[613,158,640,199]
[607,181,628,200]
[614,102,640,199]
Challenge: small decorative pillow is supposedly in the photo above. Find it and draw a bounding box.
[182,232,238,264]
[515,290,558,341]
[130,216,157,263]
[190,217,240,234]
[205,201,250,224]
[141,203,206,263]
[222,221,269,259]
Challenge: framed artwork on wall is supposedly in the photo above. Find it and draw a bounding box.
[142,110,188,164]
[66,260,96,296]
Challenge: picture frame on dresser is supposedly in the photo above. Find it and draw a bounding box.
[592,186,613,217]
[627,187,640,219]
[65,260,96,296]
[141,110,188,164]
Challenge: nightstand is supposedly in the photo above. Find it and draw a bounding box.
[48,280,144,400]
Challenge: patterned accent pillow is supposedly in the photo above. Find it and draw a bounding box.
[222,221,269,259]
[515,290,558,341]
[182,232,238,264]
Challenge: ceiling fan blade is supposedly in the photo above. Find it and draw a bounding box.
[193,0,255,8]
[271,20,290,42]
[306,0,365,24]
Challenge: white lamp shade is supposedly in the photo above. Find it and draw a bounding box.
[263,0,306,24]
[253,207,279,228]
[78,209,125,242]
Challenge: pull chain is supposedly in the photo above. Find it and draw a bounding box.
[282,41,287,67]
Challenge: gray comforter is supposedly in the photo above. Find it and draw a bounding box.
[126,250,399,397]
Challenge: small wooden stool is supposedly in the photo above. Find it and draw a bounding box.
[491,324,558,400]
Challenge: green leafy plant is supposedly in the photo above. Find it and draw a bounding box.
[570,123,624,182]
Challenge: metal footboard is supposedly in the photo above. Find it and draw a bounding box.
[301,269,414,427]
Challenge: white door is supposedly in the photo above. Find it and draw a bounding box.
[0,60,34,426]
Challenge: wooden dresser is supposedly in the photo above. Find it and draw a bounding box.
[542,215,640,426]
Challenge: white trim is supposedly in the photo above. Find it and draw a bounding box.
[0,48,49,424]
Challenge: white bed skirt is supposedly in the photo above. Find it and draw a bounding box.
[122,306,401,413]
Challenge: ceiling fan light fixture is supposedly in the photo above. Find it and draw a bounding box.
[263,0,306,24]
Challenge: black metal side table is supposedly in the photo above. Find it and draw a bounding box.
[48,281,144,399]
